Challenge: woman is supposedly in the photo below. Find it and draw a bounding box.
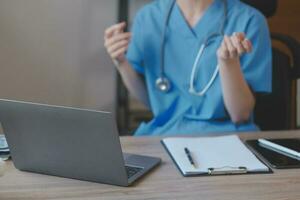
[104,0,272,136]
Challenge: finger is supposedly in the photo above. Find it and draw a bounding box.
[218,38,230,59]
[107,40,129,54]
[114,25,125,35]
[242,39,253,53]
[105,32,131,48]
[234,32,246,42]
[222,39,230,59]
[105,22,126,39]
[111,46,128,60]
[105,22,126,38]
[234,32,252,53]
[224,35,238,58]
[232,34,246,55]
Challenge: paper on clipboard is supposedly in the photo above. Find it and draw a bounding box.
[162,135,269,176]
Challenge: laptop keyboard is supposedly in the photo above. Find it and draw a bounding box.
[125,166,143,179]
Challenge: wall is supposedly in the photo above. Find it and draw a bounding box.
[0,0,117,111]
[268,0,300,41]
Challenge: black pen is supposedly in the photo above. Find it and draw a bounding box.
[184,147,197,168]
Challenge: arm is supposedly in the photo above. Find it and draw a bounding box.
[104,22,150,108]
[116,60,150,108]
[217,33,255,124]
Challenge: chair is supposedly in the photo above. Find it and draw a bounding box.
[241,0,300,130]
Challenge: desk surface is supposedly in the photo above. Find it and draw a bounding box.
[0,131,300,200]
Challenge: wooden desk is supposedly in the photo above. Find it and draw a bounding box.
[0,131,300,200]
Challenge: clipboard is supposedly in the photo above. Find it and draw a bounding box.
[161,135,272,177]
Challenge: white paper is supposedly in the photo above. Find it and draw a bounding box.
[163,135,269,175]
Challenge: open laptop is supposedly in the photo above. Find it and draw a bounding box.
[0,99,161,186]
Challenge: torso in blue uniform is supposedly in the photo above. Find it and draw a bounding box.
[126,0,272,136]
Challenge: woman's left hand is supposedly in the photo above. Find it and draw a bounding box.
[217,32,252,64]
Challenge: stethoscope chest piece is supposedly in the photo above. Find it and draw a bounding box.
[156,77,171,93]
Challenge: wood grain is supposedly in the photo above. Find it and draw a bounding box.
[0,131,299,200]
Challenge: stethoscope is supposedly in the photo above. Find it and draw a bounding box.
[156,0,228,96]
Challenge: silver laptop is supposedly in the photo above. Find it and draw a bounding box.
[0,99,161,186]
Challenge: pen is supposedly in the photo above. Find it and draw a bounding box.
[184,147,197,168]
[258,139,300,160]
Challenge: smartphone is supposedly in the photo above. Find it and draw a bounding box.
[246,138,300,169]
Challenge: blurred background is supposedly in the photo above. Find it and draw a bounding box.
[0,0,117,110]
[0,0,299,135]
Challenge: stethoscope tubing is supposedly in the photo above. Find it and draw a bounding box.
[189,44,220,96]
[157,0,228,96]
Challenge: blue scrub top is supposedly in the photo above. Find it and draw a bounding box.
[126,0,272,136]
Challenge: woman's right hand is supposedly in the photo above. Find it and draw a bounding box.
[104,22,131,65]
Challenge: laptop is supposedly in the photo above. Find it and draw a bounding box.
[0,99,161,186]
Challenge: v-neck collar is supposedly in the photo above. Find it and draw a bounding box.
[169,0,224,40]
